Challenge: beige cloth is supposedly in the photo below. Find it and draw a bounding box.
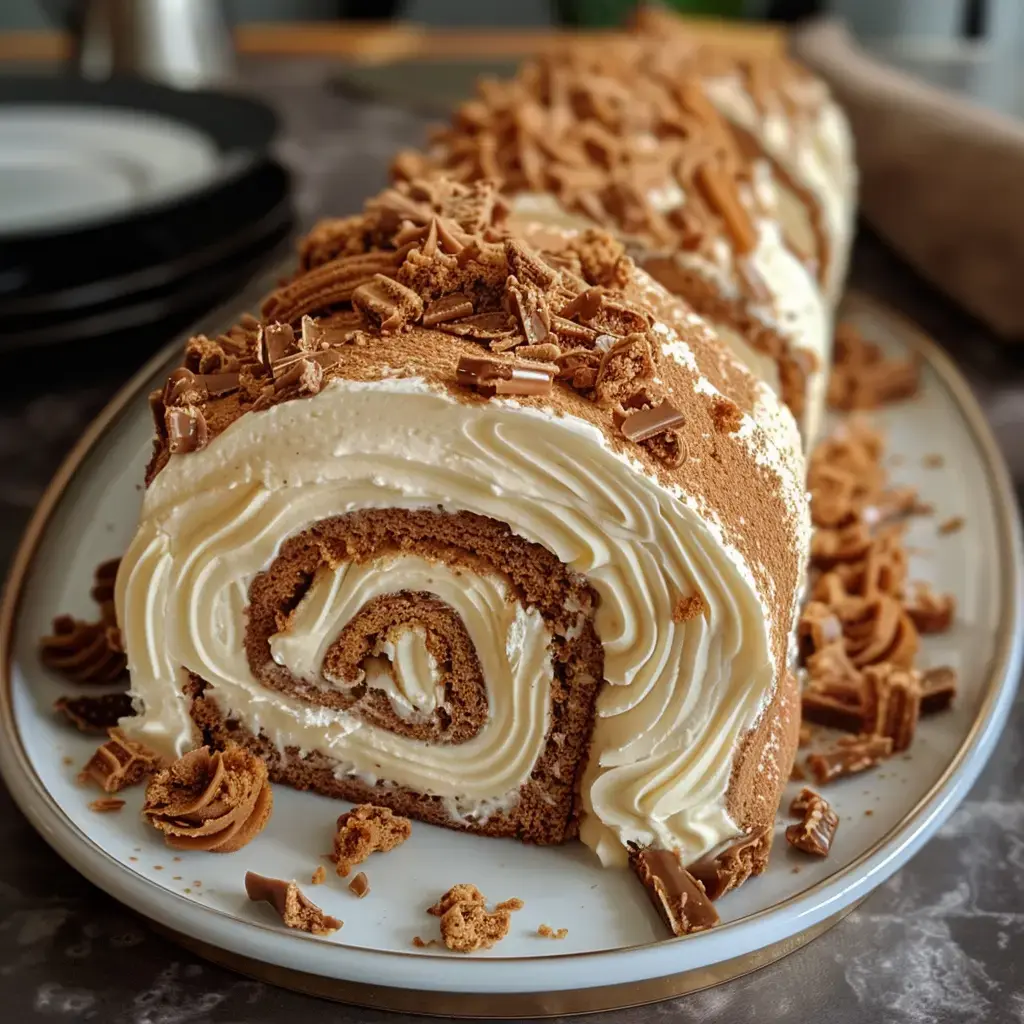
[793,18,1024,339]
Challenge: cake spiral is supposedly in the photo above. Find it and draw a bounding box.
[117,179,809,866]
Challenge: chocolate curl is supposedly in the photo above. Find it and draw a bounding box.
[620,401,685,442]
[456,355,555,397]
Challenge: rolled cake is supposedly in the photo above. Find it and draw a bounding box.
[631,5,857,305]
[387,43,839,443]
[117,179,810,870]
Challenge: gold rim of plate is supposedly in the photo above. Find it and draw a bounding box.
[0,285,1019,1015]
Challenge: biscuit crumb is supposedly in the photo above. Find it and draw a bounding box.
[922,454,944,468]
[412,936,437,948]
[671,593,705,623]
[88,797,125,813]
[348,871,370,898]
[426,884,523,953]
[537,924,568,939]
[332,804,411,877]
[938,515,964,536]
[311,865,326,885]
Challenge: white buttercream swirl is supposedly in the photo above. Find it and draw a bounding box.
[118,369,793,865]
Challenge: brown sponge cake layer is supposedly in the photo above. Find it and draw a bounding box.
[191,508,604,846]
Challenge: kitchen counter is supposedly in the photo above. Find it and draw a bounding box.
[1,56,1022,1024]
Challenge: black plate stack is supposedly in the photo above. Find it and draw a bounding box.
[0,77,292,357]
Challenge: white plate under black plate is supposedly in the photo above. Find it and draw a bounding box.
[0,77,280,338]
[0,288,1020,1016]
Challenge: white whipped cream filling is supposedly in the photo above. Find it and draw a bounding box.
[270,557,533,724]
[117,374,785,865]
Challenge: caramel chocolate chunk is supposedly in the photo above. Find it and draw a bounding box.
[801,689,864,734]
[785,791,839,856]
[144,745,273,853]
[620,401,685,443]
[165,406,208,455]
[352,274,424,333]
[862,663,922,752]
[423,293,474,326]
[332,804,411,877]
[79,728,162,793]
[456,355,555,397]
[348,872,370,898]
[806,735,893,785]
[921,666,958,714]
[245,872,341,935]
[628,845,719,936]
[789,786,821,815]
[55,692,134,734]
[687,826,771,901]
[258,322,297,367]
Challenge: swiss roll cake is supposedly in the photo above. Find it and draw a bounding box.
[117,179,810,872]
[389,42,845,444]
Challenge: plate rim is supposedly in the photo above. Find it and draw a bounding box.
[0,288,1020,1000]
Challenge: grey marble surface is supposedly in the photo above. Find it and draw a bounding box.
[2,58,1023,1024]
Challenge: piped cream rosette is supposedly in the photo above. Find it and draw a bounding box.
[118,183,809,866]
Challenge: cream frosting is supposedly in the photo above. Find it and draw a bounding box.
[702,72,857,305]
[117,368,796,865]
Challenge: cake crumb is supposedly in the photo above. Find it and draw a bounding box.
[62,756,74,766]
[311,865,326,885]
[426,884,522,953]
[537,924,568,939]
[245,872,341,935]
[412,936,437,948]
[348,871,370,898]
[938,515,964,536]
[332,804,411,877]
[88,797,125,813]
[671,592,705,623]
[922,453,944,468]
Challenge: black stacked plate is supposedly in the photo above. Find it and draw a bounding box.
[0,77,293,355]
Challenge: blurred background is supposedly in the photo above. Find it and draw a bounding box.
[0,1,1023,1018]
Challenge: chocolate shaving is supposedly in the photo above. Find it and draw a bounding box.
[89,798,125,813]
[806,735,893,785]
[245,872,342,935]
[785,790,838,856]
[55,692,134,734]
[628,845,719,936]
[687,826,771,901]
[423,293,475,326]
[273,357,324,397]
[620,401,685,442]
[456,355,554,397]
[921,666,958,715]
[438,311,517,342]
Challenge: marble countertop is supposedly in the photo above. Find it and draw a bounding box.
[1,57,1023,1024]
